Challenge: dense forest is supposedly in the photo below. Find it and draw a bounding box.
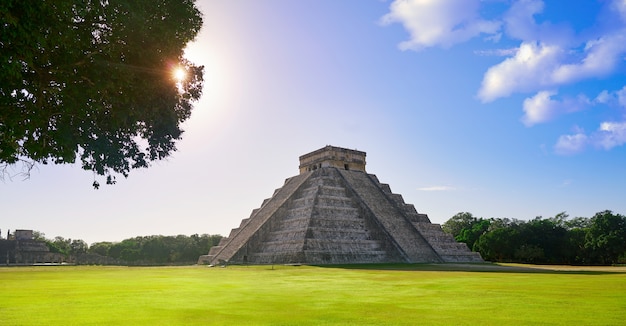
[29,209,626,266]
[35,233,222,265]
[442,210,626,265]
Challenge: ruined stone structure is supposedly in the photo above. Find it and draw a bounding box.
[0,230,65,264]
[199,146,482,265]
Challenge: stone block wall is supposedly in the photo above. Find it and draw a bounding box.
[202,173,311,265]
[339,170,443,262]
[200,162,483,265]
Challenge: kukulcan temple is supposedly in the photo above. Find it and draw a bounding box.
[198,146,482,265]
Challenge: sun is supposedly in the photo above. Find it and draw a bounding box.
[172,67,187,82]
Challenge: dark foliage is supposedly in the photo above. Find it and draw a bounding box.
[1,0,204,187]
[30,232,222,265]
[585,210,626,264]
[89,233,222,264]
[444,211,626,265]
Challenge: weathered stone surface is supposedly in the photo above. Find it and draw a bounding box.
[199,146,482,265]
[1,239,66,264]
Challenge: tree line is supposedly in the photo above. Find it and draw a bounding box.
[36,233,222,265]
[442,210,626,265]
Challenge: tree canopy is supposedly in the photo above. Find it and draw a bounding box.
[1,0,204,187]
[5,232,222,265]
[444,210,626,265]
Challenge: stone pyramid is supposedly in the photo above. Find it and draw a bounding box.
[199,146,482,265]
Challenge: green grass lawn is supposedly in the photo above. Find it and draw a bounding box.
[1,263,624,325]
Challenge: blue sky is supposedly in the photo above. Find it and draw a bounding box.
[3,0,626,244]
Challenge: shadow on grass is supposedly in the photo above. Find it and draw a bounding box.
[310,263,626,275]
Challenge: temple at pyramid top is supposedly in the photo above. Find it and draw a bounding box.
[299,145,366,173]
[199,145,482,265]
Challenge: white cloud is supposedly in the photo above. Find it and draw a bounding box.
[383,0,626,99]
[484,32,503,43]
[503,0,574,46]
[503,0,545,40]
[595,90,612,104]
[617,86,626,107]
[382,0,626,153]
[593,86,626,106]
[522,90,559,126]
[478,34,626,103]
[478,1,626,103]
[552,33,626,83]
[596,121,626,149]
[521,91,590,126]
[381,0,500,51]
[553,85,626,154]
[554,133,588,155]
[613,0,626,22]
[474,47,518,56]
[477,42,563,102]
[416,186,456,191]
[555,121,626,154]
[384,0,626,103]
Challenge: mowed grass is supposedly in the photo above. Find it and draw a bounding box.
[1,264,625,325]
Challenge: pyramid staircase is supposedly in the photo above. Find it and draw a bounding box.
[199,167,482,265]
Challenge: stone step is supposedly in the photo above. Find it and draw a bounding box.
[431,243,470,250]
[313,206,359,218]
[379,183,392,194]
[315,195,354,207]
[265,230,308,241]
[304,239,382,251]
[400,203,431,223]
[439,252,484,263]
[238,218,250,228]
[205,165,483,265]
[248,250,392,265]
[317,185,348,197]
[217,237,230,246]
[296,186,318,197]
[305,231,370,241]
[259,239,306,252]
[208,172,311,264]
[227,228,240,238]
[283,206,313,219]
[308,217,366,229]
[302,252,395,264]
[290,196,316,208]
[271,216,311,230]
[197,255,212,264]
[339,170,443,262]
[306,226,369,236]
[208,246,223,255]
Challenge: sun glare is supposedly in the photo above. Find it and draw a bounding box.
[173,67,187,82]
